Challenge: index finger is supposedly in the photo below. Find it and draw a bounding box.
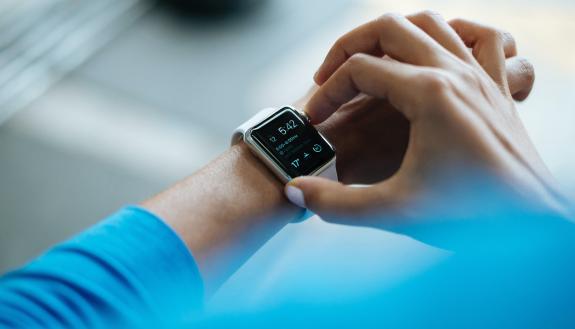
[307,54,427,124]
[314,13,449,84]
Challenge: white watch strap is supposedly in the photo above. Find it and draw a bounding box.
[231,107,277,145]
[317,159,338,180]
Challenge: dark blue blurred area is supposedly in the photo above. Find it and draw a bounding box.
[157,0,267,17]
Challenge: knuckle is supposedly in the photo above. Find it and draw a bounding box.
[417,71,458,111]
[517,57,535,85]
[448,17,465,26]
[415,9,443,23]
[332,37,343,49]
[332,37,348,55]
[501,30,516,46]
[447,17,470,35]
[346,53,370,67]
[459,64,481,83]
[483,28,505,45]
[376,12,404,27]
[409,10,444,30]
[421,71,453,95]
[306,190,336,213]
[304,190,321,208]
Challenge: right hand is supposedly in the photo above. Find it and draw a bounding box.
[285,12,567,233]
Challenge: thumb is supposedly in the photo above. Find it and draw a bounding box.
[284,176,385,220]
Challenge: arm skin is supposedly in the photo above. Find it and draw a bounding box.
[142,142,302,295]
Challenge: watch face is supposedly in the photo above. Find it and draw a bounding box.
[250,107,335,179]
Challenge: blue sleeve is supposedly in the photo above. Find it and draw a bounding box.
[0,206,204,328]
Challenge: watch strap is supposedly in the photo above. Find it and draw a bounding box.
[231,107,277,145]
[317,159,338,180]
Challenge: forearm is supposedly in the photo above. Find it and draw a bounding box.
[0,144,300,327]
[142,142,302,294]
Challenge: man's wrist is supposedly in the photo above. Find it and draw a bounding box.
[142,142,302,294]
[228,141,300,214]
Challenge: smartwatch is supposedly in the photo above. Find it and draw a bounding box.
[231,106,337,183]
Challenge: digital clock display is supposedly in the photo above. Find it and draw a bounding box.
[250,107,335,178]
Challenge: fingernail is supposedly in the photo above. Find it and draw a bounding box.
[285,185,306,208]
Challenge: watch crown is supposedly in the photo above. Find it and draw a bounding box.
[299,110,311,122]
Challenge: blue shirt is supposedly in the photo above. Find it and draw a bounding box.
[0,206,203,328]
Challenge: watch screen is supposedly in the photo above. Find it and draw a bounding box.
[250,107,335,178]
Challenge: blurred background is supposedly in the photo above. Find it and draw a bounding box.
[0,0,574,306]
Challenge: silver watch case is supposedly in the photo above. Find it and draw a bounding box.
[240,106,336,183]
